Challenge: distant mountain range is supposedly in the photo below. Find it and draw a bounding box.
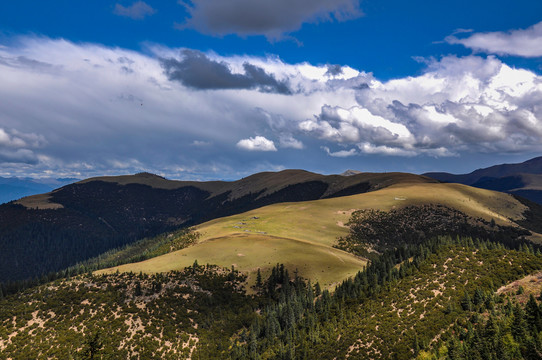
[0,177,78,205]
[424,156,542,204]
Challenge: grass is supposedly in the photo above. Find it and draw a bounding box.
[15,193,63,209]
[99,233,366,290]
[98,182,532,289]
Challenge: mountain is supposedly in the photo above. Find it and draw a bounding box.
[0,170,435,283]
[3,169,542,359]
[98,180,538,291]
[424,156,542,185]
[0,177,77,205]
[424,156,542,204]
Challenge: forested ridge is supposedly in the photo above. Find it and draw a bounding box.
[2,236,542,358]
[2,199,542,359]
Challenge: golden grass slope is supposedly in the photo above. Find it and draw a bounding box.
[99,182,532,289]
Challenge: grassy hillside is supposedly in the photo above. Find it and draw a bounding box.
[18,170,434,209]
[98,182,535,290]
[1,170,435,283]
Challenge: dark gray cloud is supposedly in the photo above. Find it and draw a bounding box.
[179,0,362,38]
[161,50,292,94]
[325,64,343,76]
[0,149,39,165]
[114,1,156,20]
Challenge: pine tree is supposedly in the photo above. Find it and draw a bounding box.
[80,331,104,359]
[256,268,262,289]
[413,331,420,356]
[314,282,321,297]
[525,294,542,334]
[511,304,527,340]
[473,287,484,306]
[134,281,142,296]
[461,290,472,311]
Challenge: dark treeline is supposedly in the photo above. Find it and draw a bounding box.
[0,227,199,298]
[336,204,531,258]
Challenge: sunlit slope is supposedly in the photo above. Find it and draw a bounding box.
[195,182,527,247]
[98,182,530,287]
[99,234,366,289]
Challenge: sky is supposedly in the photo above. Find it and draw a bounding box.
[1,1,542,180]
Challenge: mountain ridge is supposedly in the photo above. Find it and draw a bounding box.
[424,156,542,204]
[2,170,435,283]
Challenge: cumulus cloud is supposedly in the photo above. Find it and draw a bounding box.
[446,21,542,57]
[114,1,156,20]
[178,0,362,39]
[0,37,366,178]
[299,55,542,157]
[161,50,292,94]
[236,136,277,151]
[0,149,39,164]
[300,105,413,145]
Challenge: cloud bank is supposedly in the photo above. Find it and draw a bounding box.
[301,55,542,156]
[1,37,542,178]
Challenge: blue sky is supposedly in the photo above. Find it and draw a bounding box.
[1,1,542,180]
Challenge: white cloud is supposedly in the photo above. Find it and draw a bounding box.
[297,55,542,157]
[236,136,277,151]
[446,21,542,57]
[0,37,365,177]
[357,143,415,156]
[279,135,304,149]
[114,1,156,20]
[322,146,357,157]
